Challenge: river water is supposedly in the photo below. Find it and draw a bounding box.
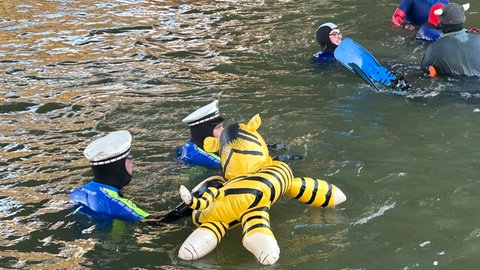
[1,0,480,269]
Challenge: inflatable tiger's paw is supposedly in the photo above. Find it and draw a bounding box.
[178,228,218,260]
[179,185,192,206]
[243,232,280,265]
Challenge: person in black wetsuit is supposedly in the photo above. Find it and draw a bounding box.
[69,131,150,223]
[177,100,225,169]
[420,3,480,77]
[312,22,342,64]
[312,22,412,92]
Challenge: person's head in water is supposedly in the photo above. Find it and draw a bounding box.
[84,130,134,190]
[316,22,342,53]
[435,3,470,33]
[182,100,225,150]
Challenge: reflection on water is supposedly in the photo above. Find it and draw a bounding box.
[1,0,480,269]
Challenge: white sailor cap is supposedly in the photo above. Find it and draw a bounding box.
[83,130,132,166]
[182,100,224,127]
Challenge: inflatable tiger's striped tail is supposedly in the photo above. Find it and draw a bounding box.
[189,187,221,210]
[183,175,225,210]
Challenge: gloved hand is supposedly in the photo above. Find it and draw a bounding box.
[402,24,416,31]
[391,76,412,92]
[392,8,406,27]
[143,203,193,224]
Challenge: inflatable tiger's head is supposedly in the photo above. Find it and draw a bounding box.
[204,114,272,180]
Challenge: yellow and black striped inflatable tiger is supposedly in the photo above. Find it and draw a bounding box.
[178,114,346,265]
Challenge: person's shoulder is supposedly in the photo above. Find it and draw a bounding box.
[92,182,120,199]
[438,30,475,43]
[397,0,414,8]
[71,180,96,193]
[467,31,480,39]
[312,51,336,64]
[181,141,200,153]
[466,32,480,48]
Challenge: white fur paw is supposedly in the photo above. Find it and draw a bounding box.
[179,185,192,205]
[243,233,280,265]
[178,229,218,260]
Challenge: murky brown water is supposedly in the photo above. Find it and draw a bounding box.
[1,0,480,269]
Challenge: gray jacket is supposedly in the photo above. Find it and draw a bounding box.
[420,30,480,77]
